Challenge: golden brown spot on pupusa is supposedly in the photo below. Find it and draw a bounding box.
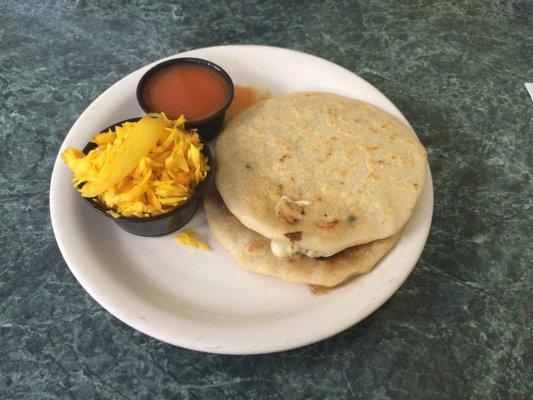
[300,123,311,134]
[283,231,302,242]
[366,172,379,181]
[246,241,266,253]
[324,106,338,124]
[371,160,386,166]
[365,145,379,151]
[316,219,339,229]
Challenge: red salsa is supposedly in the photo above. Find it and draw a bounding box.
[142,64,229,121]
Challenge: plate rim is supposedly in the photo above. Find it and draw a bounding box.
[50,44,434,354]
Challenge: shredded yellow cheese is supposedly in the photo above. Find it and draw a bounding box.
[61,113,209,218]
[174,230,210,250]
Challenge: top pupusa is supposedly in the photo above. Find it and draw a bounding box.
[215,92,427,258]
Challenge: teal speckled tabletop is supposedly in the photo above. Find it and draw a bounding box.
[1,1,531,399]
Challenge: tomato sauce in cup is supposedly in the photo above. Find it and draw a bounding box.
[141,64,228,121]
[137,58,234,141]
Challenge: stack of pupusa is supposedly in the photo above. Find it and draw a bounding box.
[205,92,427,288]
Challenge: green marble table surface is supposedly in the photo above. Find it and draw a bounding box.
[1,1,531,399]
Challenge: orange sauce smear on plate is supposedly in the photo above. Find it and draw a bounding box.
[224,85,271,124]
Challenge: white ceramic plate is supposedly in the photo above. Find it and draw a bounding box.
[50,45,433,354]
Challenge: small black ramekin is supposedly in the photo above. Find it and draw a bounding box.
[136,57,234,142]
[80,117,214,237]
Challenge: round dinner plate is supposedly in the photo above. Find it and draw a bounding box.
[50,45,433,354]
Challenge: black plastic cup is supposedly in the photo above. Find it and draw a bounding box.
[136,57,234,142]
[80,117,214,237]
